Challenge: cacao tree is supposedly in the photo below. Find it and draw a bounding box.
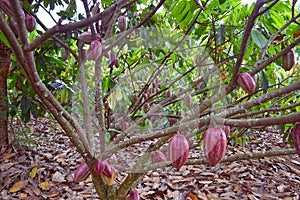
[1,0,300,199]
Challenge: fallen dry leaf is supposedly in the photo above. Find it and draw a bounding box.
[9,180,28,193]
[29,166,38,179]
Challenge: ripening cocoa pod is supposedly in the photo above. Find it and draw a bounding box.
[93,159,105,175]
[144,102,150,112]
[292,121,300,156]
[152,150,167,163]
[25,15,36,32]
[132,93,138,104]
[169,118,178,126]
[222,125,230,138]
[0,0,14,17]
[203,128,227,166]
[142,93,148,101]
[15,82,21,91]
[184,93,192,108]
[61,47,70,61]
[166,90,172,98]
[237,72,256,94]
[78,31,101,44]
[168,135,189,169]
[118,15,127,32]
[102,160,113,178]
[73,162,90,182]
[101,166,116,186]
[282,50,295,71]
[89,40,102,61]
[130,189,140,200]
[114,58,120,68]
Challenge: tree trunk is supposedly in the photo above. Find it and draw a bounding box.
[0,41,11,152]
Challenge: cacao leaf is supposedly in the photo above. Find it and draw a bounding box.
[259,70,269,93]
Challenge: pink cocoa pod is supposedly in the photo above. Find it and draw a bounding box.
[101,166,117,186]
[102,160,113,178]
[292,121,300,156]
[118,15,127,32]
[222,125,230,138]
[0,0,14,17]
[132,93,138,104]
[166,90,173,98]
[130,189,140,200]
[144,102,150,112]
[152,150,167,163]
[203,128,227,166]
[78,31,101,44]
[25,15,36,32]
[93,159,105,175]
[89,40,102,61]
[282,50,295,71]
[142,93,148,101]
[74,162,90,182]
[237,72,256,94]
[168,135,189,169]
[169,118,178,126]
[184,93,192,108]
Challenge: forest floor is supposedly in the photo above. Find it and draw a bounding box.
[0,118,299,200]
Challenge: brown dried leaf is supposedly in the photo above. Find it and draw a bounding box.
[9,180,28,193]
[29,166,38,179]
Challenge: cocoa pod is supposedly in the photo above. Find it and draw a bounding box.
[25,15,36,32]
[222,125,230,138]
[203,128,227,166]
[168,135,189,169]
[0,0,14,17]
[118,15,127,32]
[152,150,166,163]
[102,160,113,178]
[282,50,295,71]
[292,121,300,156]
[74,162,90,182]
[114,58,120,68]
[169,118,178,126]
[237,72,256,94]
[101,166,116,186]
[132,93,138,104]
[142,93,148,101]
[15,82,21,91]
[130,189,140,200]
[144,102,150,112]
[166,90,172,98]
[93,159,105,175]
[184,93,192,108]
[78,31,101,44]
[89,40,102,61]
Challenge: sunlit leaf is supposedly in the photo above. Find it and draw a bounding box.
[29,166,38,179]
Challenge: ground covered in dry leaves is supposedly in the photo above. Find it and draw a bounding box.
[0,118,299,200]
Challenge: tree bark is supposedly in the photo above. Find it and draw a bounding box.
[0,40,11,151]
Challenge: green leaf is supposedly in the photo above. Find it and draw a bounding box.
[171,0,186,18]
[259,70,269,93]
[105,132,111,142]
[251,29,267,49]
[0,30,10,48]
